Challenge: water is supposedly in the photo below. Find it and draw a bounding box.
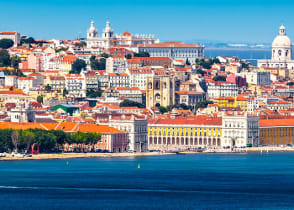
[1,152,294,209]
[205,48,272,66]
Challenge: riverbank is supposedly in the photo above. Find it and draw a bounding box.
[1,147,294,161]
[247,146,294,152]
[0,152,176,161]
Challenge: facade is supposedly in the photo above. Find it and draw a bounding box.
[129,68,153,90]
[258,25,294,70]
[138,41,204,64]
[175,91,206,106]
[222,113,259,147]
[245,71,271,86]
[260,119,294,145]
[146,75,175,108]
[106,56,128,73]
[108,73,129,88]
[148,116,222,151]
[64,74,86,97]
[207,81,238,99]
[102,114,148,152]
[48,76,66,91]
[0,32,20,47]
[87,21,158,49]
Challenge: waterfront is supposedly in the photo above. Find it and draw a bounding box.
[1,152,294,209]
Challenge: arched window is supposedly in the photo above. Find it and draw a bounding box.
[155,81,160,89]
[286,50,289,57]
[278,50,282,56]
[148,82,152,89]
[163,82,167,88]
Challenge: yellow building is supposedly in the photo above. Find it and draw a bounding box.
[214,96,248,112]
[148,116,222,151]
[260,118,294,145]
[258,67,289,78]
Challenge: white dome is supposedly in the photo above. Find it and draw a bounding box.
[88,21,97,33]
[272,25,292,48]
[272,35,291,47]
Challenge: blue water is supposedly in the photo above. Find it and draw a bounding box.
[205,49,272,60]
[1,152,294,209]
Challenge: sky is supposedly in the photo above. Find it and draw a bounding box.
[1,0,294,44]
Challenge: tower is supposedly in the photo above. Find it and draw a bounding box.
[146,75,175,109]
[103,21,114,49]
[272,25,292,61]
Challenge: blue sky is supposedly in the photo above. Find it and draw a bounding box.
[0,0,294,43]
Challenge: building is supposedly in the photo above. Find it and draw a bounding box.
[245,71,271,86]
[207,81,238,99]
[129,68,153,90]
[87,21,158,49]
[106,56,128,73]
[98,114,148,152]
[259,118,294,145]
[258,25,294,70]
[222,113,259,148]
[0,32,20,47]
[146,75,175,108]
[64,74,86,97]
[108,73,129,88]
[138,41,204,64]
[175,91,206,107]
[214,96,249,112]
[148,116,222,151]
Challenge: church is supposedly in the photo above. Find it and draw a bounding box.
[258,25,294,69]
[86,21,159,49]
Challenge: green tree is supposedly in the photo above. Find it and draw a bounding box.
[125,54,132,59]
[20,130,35,152]
[74,41,86,48]
[158,106,169,114]
[63,88,68,97]
[194,100,213,111]
[11,56,20,70]
[20,37,36,45]
[133,52,150,57]
[90,56,106,70]
[196,69,204,76]
[86,89,102,98]
[100,53,109,58]
[0,50,11,67]
[55,47,68,53]
[37,95,43,104]
[70,59,86,74]
[186,58,191,65]
[287,82,294,86]
[213,75,226,81]
[119,100,145,108]
[0,39,14,49]
[45,84,52,91]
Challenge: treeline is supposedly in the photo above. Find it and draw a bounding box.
[0,129,101,153]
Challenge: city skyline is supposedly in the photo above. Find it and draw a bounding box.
[1,0,294,43]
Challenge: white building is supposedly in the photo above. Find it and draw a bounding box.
[104,114,148,152]
[258,25,294,69]
[222,112,259,148]
[0,32,20,47]
[86,21,158,49]
[5,75,18,88]
[138,41,204,64]
[207,81,238,99]
[106,56,128,73]
[65,74,86,97]
[128,67,153,90]
[245,71,271,86]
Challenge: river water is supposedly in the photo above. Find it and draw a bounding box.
[0,152,294,209]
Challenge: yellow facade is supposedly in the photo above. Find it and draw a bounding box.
[214,96,248,112]
[260,127,294,145]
